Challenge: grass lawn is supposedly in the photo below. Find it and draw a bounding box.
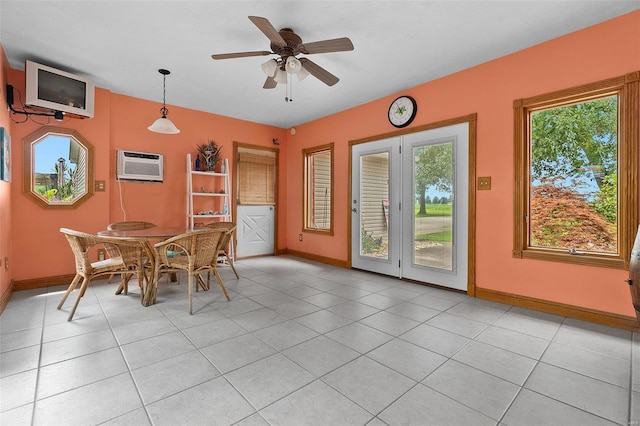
[416,230,452,243]
[415,203,452,217]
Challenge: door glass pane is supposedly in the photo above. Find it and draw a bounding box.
[360,152,389,259]
[413,141,453,270]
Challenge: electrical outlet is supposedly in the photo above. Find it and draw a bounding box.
[97,249,106,261]
[95,180,106,192]
[298,234,303,241]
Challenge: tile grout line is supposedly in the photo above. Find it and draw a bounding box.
[511,316,629,425]
[29,290,49,426]
[5,258,634,425]
[97,279,156,426]
[628,331,636,426]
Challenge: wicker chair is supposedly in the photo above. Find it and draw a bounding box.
[58,228,146,321]
[105,221,157,285]
[204,221,239,279]
[152,229,229,314]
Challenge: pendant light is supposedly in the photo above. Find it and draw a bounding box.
[148,69,180,134]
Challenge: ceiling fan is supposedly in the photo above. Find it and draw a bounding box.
[211,16,354,89]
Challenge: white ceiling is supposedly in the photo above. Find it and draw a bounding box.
[1,1,638,129]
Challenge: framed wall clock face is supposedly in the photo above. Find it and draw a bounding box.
[388,95,417,128]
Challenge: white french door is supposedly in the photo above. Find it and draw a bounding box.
[351,123,469,291]
[351,137,401,276]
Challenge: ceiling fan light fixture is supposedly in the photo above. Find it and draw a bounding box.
[285,56,302,74]
[274,68,288,84]
[211,16,353,89]
[148,69,180,134]
[261,59,278,77]
[297,66,310,82]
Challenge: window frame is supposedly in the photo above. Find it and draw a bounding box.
[513,72,639,269]
[23,126,94,209]
[302,142,334,235]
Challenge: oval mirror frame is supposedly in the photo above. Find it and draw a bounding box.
[23,126,94,209]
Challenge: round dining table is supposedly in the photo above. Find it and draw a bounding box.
[98,226,192,306]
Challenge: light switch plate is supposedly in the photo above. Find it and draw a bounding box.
[95,180,106,192]
[478,176,492,190]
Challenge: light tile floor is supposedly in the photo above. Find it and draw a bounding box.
[0,255,638,426]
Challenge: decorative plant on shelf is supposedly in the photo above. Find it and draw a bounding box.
[196,140,223,172]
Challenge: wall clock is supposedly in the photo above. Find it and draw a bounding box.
[388,95,417,128]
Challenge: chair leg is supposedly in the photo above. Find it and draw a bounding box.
[115,273,131,295]
[197,274,209,291]
[137,269,145,302]
[213,269,231,301]
[188,274,193,315]
[115,277,124,295]
[226,254,239,279]
[123,273,132,295]
[58,274,81,309]
[68,278,90,321]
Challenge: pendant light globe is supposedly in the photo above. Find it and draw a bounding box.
[148,69,180,134]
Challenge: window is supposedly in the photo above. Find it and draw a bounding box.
[513,72,639,268]
[23,126,94,209]
[303,143,334,234]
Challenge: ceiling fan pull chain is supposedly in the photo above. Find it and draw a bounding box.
[285,73,293,102]
[284,77,288,102]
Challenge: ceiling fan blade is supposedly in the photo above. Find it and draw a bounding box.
[211,51,272,60]
[299,37,354,54]
[299,58,339,86]
[263,76,277,89]
[248,16,286,47]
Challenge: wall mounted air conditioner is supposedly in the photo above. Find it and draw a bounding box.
[116,150,163,182]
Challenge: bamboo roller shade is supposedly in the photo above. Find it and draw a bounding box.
[238,152,276,205]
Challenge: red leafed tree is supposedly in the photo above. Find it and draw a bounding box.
[530,179,616,252]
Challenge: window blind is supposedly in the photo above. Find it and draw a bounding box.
[238,152,276,205]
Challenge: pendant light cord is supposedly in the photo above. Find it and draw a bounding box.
[158,69,170,118]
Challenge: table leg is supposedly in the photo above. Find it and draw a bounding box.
[140,241,157,307]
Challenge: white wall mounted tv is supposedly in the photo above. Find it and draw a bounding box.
[25,60,95,119]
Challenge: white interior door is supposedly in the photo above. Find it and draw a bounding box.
[236,205,274,257]
[351,123,469,291]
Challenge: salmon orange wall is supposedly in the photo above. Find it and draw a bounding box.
[284,11,640,317]
[5,65,286,283]
[2,11,638,319]
[0,45,12,301]
[107,94,287,229]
